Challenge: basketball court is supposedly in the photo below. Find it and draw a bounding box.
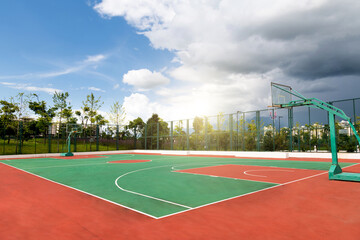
[1,151,360,239]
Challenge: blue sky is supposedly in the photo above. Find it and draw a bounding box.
[1,0,360,123]
[0,0,175,120]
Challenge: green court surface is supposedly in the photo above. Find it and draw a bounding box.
[0,154,355,218]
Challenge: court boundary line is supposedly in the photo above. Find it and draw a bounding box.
[2,156,359,220]
[157,163,360,219]
[23,162,107,170]
[113,160,358,213]
[244,169,294,178]
[115,165,193,209]
[0,162,160,219]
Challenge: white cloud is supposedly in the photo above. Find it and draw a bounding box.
[122,93,154,122]
[88,86,106,92]
[95,0,360,120]
[123,69,170,91]
[0,53,108,81]
[84,54,106,63]
[94,0,176,30]
[0,82,62,95]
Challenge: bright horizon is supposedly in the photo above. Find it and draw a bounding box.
[1,0,360,123]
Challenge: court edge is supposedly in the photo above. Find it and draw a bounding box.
[2,160,357,220]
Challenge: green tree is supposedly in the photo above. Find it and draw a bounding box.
[263,127,274,151]
[53,91,71,151]
[0,100,19,144]
[28,94,57,143]
[127,117,145,148]
[245,120,257,150]
[109,101,126,126]
[82,93,104,128]
[174,120,186,150]
[146,114,169,149]
[193,116,204,134]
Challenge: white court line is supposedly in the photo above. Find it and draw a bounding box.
[113,160,279,210]
[157,163,360,219]
[3,156,358,220]
[24,162,106,170]
[244,169,294,178]
[115,165,193,209]
[0,162,159,219]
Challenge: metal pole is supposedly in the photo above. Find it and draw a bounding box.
[236,111,239,151]
[96,125,99,151]
[278,116,283,133]
[133,127,137,149]
[18,121,23,154]
[186,119,190,150]
[308,107,311,151]
[116,125,119,150]
[298,128,301,152]
[288,107,293,152]
[157,122,159,150]
[256,111,260,151]
[329,112,339,166]
[48,124,52,153]
[217,115,220,151]
[144,124,147,150]
[205,117,208,150]
[242,112,245,151]
[272,109,275,151]
[170,121,173,150]
[229,114,233,151]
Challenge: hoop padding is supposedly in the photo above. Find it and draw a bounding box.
[271,82,292,107]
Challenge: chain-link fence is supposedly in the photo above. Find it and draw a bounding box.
[2,97,360,155]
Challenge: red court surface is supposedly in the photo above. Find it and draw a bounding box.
[108,160,151,163]
[1,160,360,240]
[176,164,325,184]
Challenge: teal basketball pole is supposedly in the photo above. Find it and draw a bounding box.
[60,130,76,157]
[271,83,360,182]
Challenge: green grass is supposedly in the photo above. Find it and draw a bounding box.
[0,138,131,155]
[1,154,356,218]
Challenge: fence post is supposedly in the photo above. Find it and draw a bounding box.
[186,119,190,150]
[133,127,137,149]
[229,114,233,151]
[205,117,208,150]
[242,112,245,151]
[256,111,260,151]
[74,132,77,152]
[217,115,220,150]
[18,121,23,154]
[157,122,159,150]
[272,109,275,151]
[116,125,119,150]
[298,128,301,152]
[48,125,52,153]
[170,121,173,150]
[144,124,147,150]
[96,125,99,151]
[288,107,293,152]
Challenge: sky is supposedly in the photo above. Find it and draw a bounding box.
[1,0,360,124]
